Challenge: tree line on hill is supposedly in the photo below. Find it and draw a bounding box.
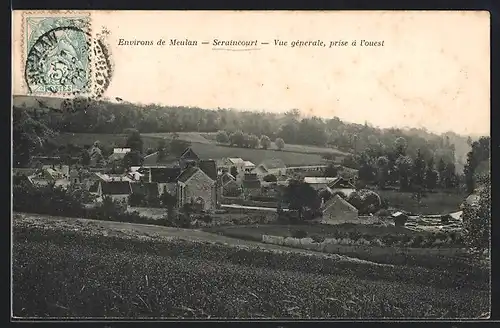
[14,96,473,165]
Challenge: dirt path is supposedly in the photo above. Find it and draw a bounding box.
[13,212,384,266]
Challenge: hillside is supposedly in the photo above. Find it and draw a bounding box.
[13,95,481,171]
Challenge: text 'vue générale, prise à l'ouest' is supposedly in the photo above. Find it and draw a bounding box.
[117,38,385,48]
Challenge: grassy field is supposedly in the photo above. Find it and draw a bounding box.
[52,133,331,165]
[203,224,486,271]
[378,190,465,215]
[13,219,489,318]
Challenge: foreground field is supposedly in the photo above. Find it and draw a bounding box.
[53,133,330,165]
[12,214,489,318]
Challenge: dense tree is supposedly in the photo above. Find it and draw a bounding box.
[216,130,229,144]
[283,179,320,220]
[275,138,285,150]
[396,155,413,191]
[229,131,245,147]
[425,157,438,190]
[376,156,389,189]
[247,134,260,148]
[411,149,426,189]
[263,174,278,183]
[394,137,407,156]
[125,129,143,153]
[13,109,55,167]
[464,136,490,193]
[324,163,338,177]
[260,135,271,149]
[123,150,143,168]
[347,189,382,215]
[462,173,490,251]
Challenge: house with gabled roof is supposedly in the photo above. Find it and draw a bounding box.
[177,166,217,212]
[179,147,200,169]
[253,158,287,178]
[101,181,132,204]
[316,195,359,225]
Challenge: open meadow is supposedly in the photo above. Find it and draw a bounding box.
[51,132,342,165]
[378,190,466,215]
[12,214,489,319]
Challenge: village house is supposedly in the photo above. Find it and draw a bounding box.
[243,161,256,173]
[316,194,359,225]
[219,172,241,197]
[241,172,262,197]
[27,165,71,189]
[91,180,132,204]
[148,167,182,196]
[179,147,200,169]
[253,158,287,179]
[177,166,217,212]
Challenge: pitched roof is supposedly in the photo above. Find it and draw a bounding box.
[304,177,338,184]
[101,181,132,195]
[198,159,217,181]
[323,195,358,213]
[142,151,179,166]
[244,161,255,167]
[180,148,199,161]
[221,172,236,185]
[327,177,355,189]
[227,157,245,165]
[177,166,200,183]
[261,158,286,170]
[150,167,182,183]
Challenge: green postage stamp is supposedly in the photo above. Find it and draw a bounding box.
[23,12,92,95]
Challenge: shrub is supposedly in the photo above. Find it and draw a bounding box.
[377,209,391,217]
[263,174,278,183]
[292,229,308,239]
[311,235,326,243]
[200,215,213,224]
[411,235,425,248]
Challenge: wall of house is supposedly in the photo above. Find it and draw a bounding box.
[184,170,216,211]
[109,194,129,204]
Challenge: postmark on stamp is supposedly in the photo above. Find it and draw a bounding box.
[24,13,91,95]
[22,12,113,100]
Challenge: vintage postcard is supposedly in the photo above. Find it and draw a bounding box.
[11,11,490,319]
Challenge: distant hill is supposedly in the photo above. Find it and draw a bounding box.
[13,94,486,173]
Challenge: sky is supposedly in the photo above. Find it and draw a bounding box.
[13,11,490,136]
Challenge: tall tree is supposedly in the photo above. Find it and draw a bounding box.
[425,157,438,190]
[376,156,389,189]
[396,155,413,191]
[125,129,143,153]
[275,138,285,150]
[283,179,320,220]
[411,149,426,189]
[260,135,271,149]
